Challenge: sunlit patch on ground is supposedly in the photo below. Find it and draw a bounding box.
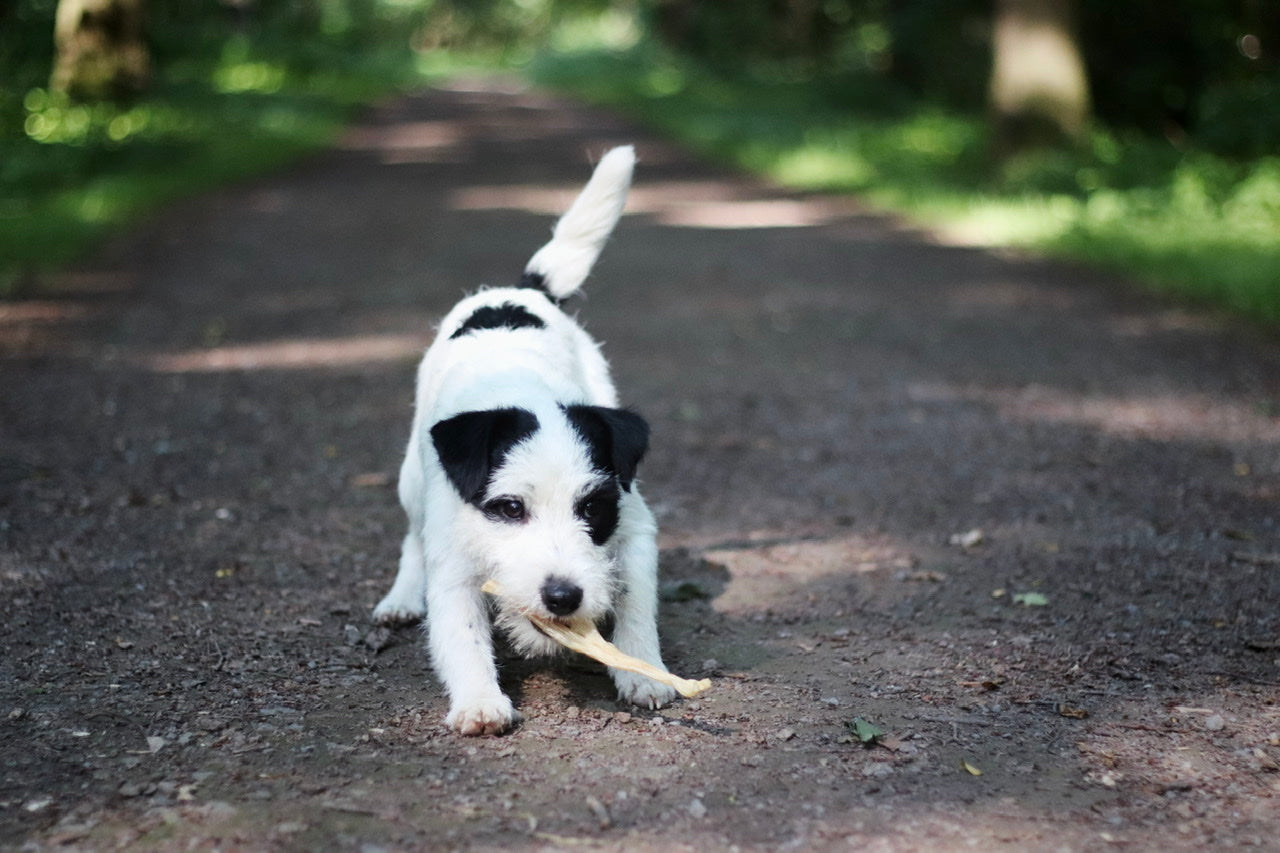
[137,332,430,373]
[703,533,919,615]
[451,178,854,229]
[908,381,1280,444]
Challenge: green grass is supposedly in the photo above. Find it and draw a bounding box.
[6,22,1276,327]
[0,15,483,296]
[529,45,1280,326]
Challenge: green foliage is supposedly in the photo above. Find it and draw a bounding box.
[532,44,1280,325]
[0,0,439,293]
[1078,0,1279,157]
[637,0,1280,159]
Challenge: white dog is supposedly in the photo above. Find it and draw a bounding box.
[373,146,677,735]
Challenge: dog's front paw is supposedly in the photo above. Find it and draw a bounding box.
[446,695,522,736]
[372,593,426,626]
[613,671,679,710]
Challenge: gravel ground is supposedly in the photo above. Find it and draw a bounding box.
[2,79,1279,851]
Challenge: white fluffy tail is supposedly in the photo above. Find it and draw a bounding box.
[524,146,635,300]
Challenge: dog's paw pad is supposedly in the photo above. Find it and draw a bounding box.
[614,673,679,710]
[447,697,521,736]
[371,597,426,626]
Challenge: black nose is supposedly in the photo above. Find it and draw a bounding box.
[541,578,583,616]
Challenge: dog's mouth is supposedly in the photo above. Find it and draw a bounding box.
[481,580,612,634]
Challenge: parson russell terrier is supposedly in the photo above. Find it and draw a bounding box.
[372,147,677,735]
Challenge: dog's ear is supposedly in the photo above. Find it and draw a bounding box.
[563,405,649,491]
[430,408,539,503]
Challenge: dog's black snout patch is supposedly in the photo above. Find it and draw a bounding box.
[541,578,583,616]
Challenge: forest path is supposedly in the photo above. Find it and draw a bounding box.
[3,80,1279,850]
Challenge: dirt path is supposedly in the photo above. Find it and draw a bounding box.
[3,79,1279,851]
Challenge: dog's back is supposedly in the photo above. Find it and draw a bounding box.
[415,146,636,423]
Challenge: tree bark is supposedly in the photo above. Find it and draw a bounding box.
[989,0,1090,151]
[50,0,150,101]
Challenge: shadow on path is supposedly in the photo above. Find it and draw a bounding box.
[2,79,1279,850]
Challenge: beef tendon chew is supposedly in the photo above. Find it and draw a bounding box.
[481,580,711,699]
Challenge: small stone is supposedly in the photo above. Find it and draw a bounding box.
[1205,714,1226,732]
[362,626,393,653]
[24,796,54,813]
[949,528,985,549]
[688,798,707,819]
[118,782,143,798]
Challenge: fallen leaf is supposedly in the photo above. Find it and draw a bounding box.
[877,735,904,752]
[350,471,392,489]
[959,678,1005,692]
[962,759,983,776]
[847,717,885,745]
[1058,704,1089,719]
[1231,551,1280,567]
[1012,592,1049,607]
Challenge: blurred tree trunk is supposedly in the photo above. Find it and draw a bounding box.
[50,0,150,101]
[989,0,1090,151]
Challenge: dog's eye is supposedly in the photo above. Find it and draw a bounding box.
[580,499,604,520]
[484,498,526,522]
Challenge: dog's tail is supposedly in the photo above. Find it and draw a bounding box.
[522,145,635,301]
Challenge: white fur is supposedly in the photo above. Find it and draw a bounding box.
[525,145,635,300]
[373,146,676,735]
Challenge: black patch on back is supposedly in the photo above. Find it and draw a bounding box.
[430,408,539,504]
[562,405,649,492]
[450,302,546,339]
[576,485,621,546]
[516,271,563,305]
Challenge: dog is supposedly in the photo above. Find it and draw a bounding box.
[372,146,678,735]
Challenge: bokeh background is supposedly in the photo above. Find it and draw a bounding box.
[2,0,1277,321]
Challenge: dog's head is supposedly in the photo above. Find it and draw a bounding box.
[430,403,648,639]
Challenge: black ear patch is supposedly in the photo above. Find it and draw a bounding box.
[430,408,539,504]
[562,405,649,491]
[450,302,547,339]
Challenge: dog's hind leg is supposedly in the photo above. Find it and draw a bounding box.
[372,531,428,625]
[607,494,679,710]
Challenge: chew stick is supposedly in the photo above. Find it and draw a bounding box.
[481,580,711,699]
